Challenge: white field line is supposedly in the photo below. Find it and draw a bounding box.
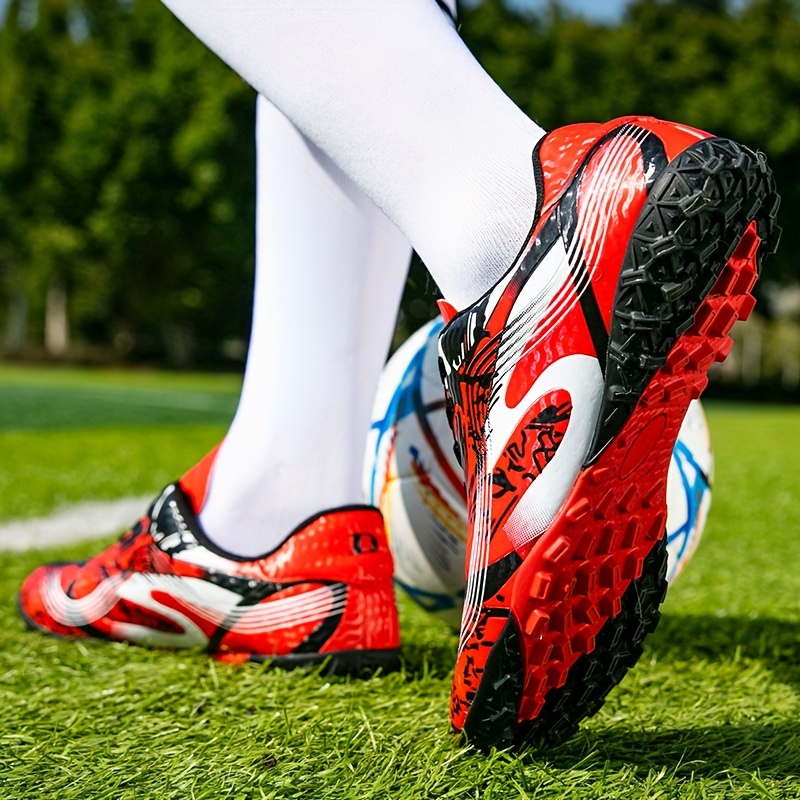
[0,496,150,552]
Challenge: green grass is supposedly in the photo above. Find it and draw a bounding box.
[0,364,239,434]
[1,367,799,799]
[0,365,239,520]
[0,427,226,521]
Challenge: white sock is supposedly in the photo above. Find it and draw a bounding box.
[160,0,546,309]
[192,97,411,558]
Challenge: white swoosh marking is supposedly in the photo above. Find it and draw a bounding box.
[42,572,125,627]
[487,237,575,471]
[502,355,603,550]
[460,239,579,652]
[42,569,345,643]
[458,126,648,651]
[493,124,650,397]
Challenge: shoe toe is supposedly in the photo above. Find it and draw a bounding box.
[17,563,81,638]
[18,564,56,628]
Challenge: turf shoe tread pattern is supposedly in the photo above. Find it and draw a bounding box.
[519,532,668,747]
[461,533,668,749]
[440,116,780,750]
[589,137,781,459]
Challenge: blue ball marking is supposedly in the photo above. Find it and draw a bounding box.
[668,439,711,561]
[367,320,444,504]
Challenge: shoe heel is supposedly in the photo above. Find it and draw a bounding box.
[229,579,401,675]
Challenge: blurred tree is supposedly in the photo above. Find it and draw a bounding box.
[458,0,799,290]
[0,0,256,364]
[0,0,797,362]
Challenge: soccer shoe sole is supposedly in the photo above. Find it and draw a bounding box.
[257,649,401,675]
[460,137,780,750]
[17,594,401,677]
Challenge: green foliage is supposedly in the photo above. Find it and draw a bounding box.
[0,0,256,364]
[458,0,800,288]
[0,0,798,360]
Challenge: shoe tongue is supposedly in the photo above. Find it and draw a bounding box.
[148,484,201,556]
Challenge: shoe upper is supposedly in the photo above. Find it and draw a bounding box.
[440,116,711,558]
[18,484,399,660]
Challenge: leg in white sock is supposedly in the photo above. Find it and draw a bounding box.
[193,97,411,558]
[160,0,546,309]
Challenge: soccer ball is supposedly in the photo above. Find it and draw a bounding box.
[364,317,714,628]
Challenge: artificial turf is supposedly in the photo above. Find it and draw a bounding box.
[0,364,238,520]
[0,366,798,799]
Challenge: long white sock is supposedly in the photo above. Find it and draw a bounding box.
[160,0,546,309]
[181,0,457,557]
[189,97,411,557]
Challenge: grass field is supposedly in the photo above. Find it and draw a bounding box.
[0,365,239,521]
[0,366,798,799]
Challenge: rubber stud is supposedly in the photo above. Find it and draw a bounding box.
[599,594,622,618]
[690,345,716,372]
[714,337,734,362]
[588,467,614,486]
[571,627,596,654]
[599,557,621,589]
[594,490,616,518]
[622,551,644,580]
[647,513,667,541]
[574,596,601,626]
[530,572,554,601]
[550,639,570,665]
[543,537,572,565]
[566,498,591,523]
[597,524,619,555]
[737,294,756,321]
[664,380,690,403]
[641,485,661,511]
[519,692,546,721]
[616,485,637,514]
[732,265,758,295]
[548,663,570,690]
[692,305,716,337]
[688,373,708,399]
[714,264,740,295]
[574,565,598,596]
[550,607,573,634]
[524,609,549,637]
[573,531,599,561]
[523,670,547,701]
[529,638,553,666]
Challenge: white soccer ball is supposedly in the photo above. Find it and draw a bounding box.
[365,318,714,627]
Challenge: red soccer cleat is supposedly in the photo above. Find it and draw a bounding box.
[440,116,780,748]
[18,484,400,673]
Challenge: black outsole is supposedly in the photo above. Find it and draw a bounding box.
[588,136,781,462]
[460,615,523,749]
[254,648,402,676]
